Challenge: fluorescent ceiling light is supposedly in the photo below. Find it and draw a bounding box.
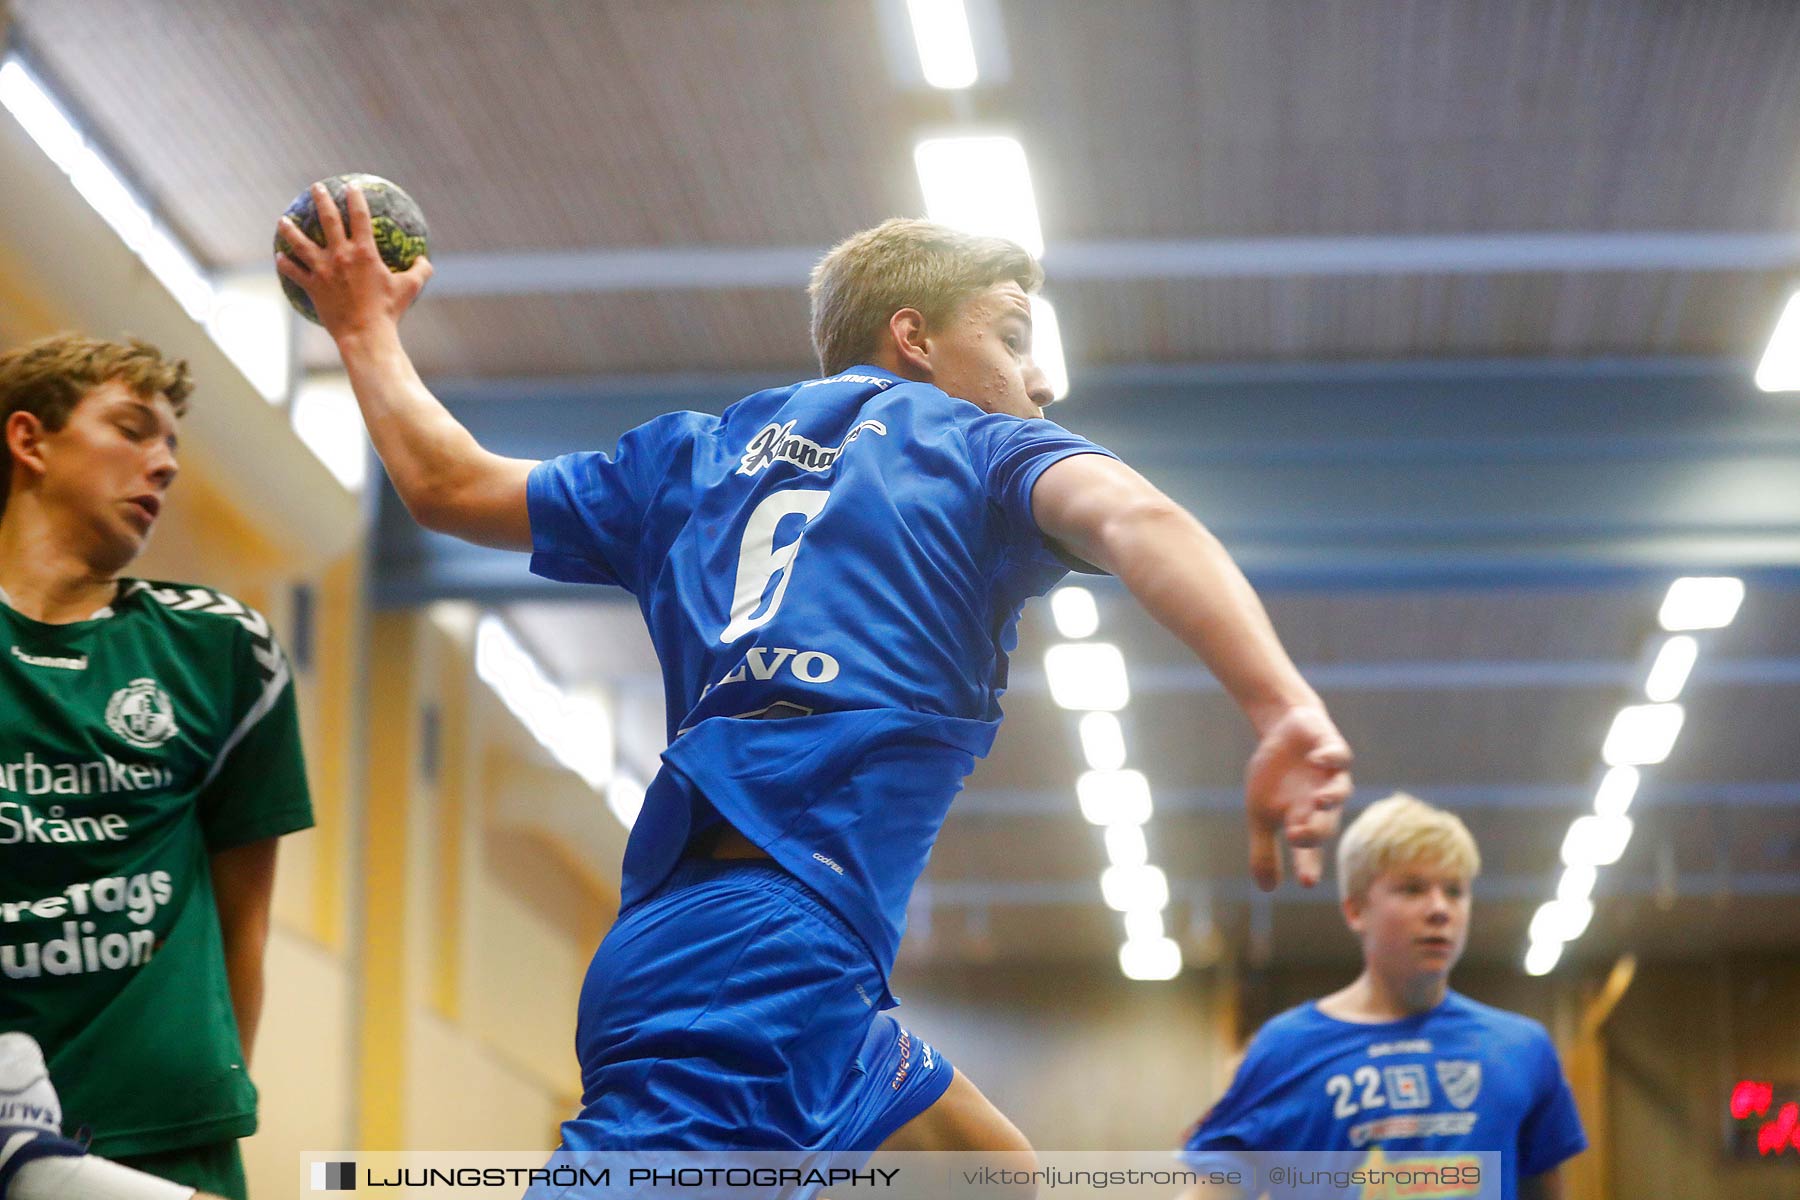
[914,134,1044,256]
[137,226,215,322]
[1561,814,1634,869]
[1103,822,1148,868]
[1078,711,1126,770]
[912,127,1069,397]
[0,55,213,321]
[607,773,646,829]
[1044,642,1130,711]
[209,271,292,403]
[1050,586,1099,638]
[1524,939,1563,977]
[1644,635,1698,703]
[1076,768,1152,826]
[1557,864,1597,905]
[1593,766,1640,818]
[1529,897,1594,944]
[67,145,150,245]
[1754,290,1800,392]
[1658,576,1744,632]
[290,374,368,492]
[1602,704,1684,767]
[424,600,478,641]
[475,615,613,789]
[1119,935,1183,981]
[1100,863,1168,912]
[1123,908,1164,943]
[0,58,83,170]
[1031,295,1071,401]
[905,0,978,89]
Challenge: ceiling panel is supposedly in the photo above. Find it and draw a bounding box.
[13,0,1800,371]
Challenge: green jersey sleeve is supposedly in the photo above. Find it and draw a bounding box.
[194,608,313,852]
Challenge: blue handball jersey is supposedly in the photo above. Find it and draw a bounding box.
[528,366,1116,995]
[1182,991,1587,1200]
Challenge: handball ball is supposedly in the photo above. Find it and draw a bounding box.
[275,173,429,323]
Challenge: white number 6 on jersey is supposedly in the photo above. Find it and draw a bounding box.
[720,489,830,643]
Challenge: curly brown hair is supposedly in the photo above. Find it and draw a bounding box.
[808,219,1043,377]
[0,332,192,514]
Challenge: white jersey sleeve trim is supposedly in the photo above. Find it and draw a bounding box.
[125,581,294,791]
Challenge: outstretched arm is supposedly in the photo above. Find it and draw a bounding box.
[1031,452,1352,888]
[275,182,535,549]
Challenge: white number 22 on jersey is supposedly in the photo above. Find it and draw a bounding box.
[1324,1066,1387,1119]
[720,489,829,643]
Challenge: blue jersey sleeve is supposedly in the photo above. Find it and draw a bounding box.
[1178,1043,1273,1199]
[959,413,1119,567]
[1516,1028,1588,1177]
[1183,1039,1276,1155]
[527,411,708,591]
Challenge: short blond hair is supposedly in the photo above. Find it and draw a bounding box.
[808,218,1044,376]
[0,333,192,516]
[1337,793,1480,903]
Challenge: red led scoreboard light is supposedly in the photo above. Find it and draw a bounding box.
[1730,1080,1800,1159]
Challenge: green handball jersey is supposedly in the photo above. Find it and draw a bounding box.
[0,579,313,1156]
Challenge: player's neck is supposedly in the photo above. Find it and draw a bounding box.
[864,347,930,387]
[0,506,124,623]
[1321,970,1449,1023]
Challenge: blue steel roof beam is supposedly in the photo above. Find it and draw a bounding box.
[374,358,1800,601]
[1006,656,1800,696]
[915,872,1800,910]
[311,232,1800,298]
[952,782,1800,818]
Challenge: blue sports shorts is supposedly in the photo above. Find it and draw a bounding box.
[550,858,953,1154]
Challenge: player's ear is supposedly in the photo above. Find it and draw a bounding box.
[5,410,49,478]
[887,307,933,376]
[1341,892,1366,934]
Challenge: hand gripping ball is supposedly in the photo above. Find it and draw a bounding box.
[275,173,429,323]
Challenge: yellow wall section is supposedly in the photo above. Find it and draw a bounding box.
[0,243,69,338]
[482,748,618,952]
[357,611,417,1148]
[240,929,355,1197]
[429,621,469,1021]
[307,553,362,952]
[133,470,282,590]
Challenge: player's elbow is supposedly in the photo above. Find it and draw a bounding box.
[399,488,459,536]
[396,485,453,536]
[399,467,483,539]
[403,474,530,551]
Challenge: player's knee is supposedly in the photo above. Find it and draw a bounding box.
[879,1068,1034,1157]
[944,1076,1037,1178]
[946,1109,1038,1200]
[986,1113,1035,1161]
[976,1124,1038,1187]
[959,1086,1037,1197]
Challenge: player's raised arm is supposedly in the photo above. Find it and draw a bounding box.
[274,182,534,549]
[1030,452,1352,890]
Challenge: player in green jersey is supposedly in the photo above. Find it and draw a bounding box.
[0,334,314,1200]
